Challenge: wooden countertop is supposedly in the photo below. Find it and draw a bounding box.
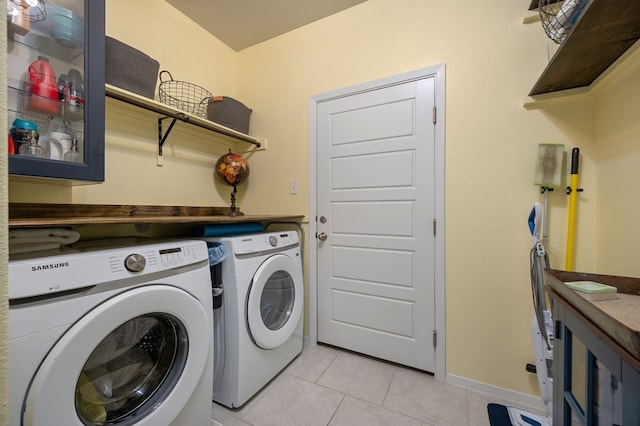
[545,269,640,369]
[9,203,305,228]
[593,294,640,339]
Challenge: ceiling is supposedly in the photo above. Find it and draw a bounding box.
[165,0,369,51]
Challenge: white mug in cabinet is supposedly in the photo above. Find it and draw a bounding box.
[49,131,73,160]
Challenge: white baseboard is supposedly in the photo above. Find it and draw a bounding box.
[446,374,548,414]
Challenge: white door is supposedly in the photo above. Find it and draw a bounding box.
[315,71,439,372]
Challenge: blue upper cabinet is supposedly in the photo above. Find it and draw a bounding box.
[7,0,105,182]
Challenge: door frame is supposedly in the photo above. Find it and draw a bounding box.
[308,64,446,379]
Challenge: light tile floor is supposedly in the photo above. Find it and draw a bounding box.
[211,343,535,426]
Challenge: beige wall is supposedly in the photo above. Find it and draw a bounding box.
[4,0,640,409]
[235,0,598,397]
[593,46,640,276]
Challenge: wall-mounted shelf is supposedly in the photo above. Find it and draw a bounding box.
[9,203,302,228]
[529,0,640,96]
[105,84,262,155]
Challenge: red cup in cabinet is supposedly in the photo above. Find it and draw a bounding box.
[8,133,15,154]
[28,56,59,115]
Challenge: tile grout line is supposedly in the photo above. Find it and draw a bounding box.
[377,367,430,424]
[381,366,396,407]
[325,393,348,426]
[314,350,341,384]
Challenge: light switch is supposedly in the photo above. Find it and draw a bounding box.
[289,179,298,195]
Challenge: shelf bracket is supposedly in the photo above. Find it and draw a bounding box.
[158,116,179,156]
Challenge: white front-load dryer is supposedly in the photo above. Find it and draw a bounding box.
[8,238,214,426]
[206,231,303,408]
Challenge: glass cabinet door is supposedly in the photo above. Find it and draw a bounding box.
[7,0,104,182]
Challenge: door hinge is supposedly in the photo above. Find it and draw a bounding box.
[433,219,437,237]
[432,106,437,125]
[433,330,437,348]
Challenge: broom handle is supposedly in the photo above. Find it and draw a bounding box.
[542,190,549,246]
[565,148,580,271]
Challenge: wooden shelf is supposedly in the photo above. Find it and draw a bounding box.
[105,84,262,150]
[529,0,640,96]
[9,203,303,228]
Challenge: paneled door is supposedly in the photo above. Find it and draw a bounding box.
[314,70,439,372]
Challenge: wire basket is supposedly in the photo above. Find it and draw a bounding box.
[539,0,589,44]
[158,70,212,117]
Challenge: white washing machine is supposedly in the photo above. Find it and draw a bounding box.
[207,231,303,408]
[8,238,214,426]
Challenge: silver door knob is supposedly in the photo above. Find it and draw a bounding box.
[317,232,328,241]
[319,215,327,223]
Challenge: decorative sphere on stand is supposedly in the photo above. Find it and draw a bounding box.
[215,150,250,215]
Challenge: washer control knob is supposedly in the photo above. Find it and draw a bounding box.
[124,253,146,272]
[269,235,278,247]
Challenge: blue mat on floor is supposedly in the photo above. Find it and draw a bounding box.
[487,403,546,426]
[487,403,512,426]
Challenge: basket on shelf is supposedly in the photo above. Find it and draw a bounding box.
[158,70,212,118]
[105,36,159,99]
[539,0,589,44]
[206,96,252,134]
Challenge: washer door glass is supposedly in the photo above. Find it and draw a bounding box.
[23,285,211,426]
[76,314,187,425]
[246,254,303,349]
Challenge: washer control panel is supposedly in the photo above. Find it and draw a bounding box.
[232,231,299,256]
[8,239,209,300]
[112,244,204,273]
[124,253,146,272]
[158,247,193,267]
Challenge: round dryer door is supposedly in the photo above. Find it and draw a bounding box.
[22,285,211,426]
[246,253,303,350]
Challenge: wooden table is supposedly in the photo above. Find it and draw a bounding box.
[545,269,640,425]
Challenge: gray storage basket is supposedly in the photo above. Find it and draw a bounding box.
[206,96,252,134]
[105,36,159,98]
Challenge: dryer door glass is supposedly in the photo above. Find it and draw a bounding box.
[261,270,295,331]
[247,253,303,349]
[75,314,188,425]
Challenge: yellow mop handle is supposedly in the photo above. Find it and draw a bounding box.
[565,148,580,271]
